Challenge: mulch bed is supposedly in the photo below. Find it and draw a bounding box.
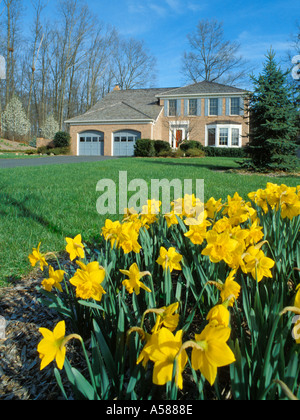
[0,265,84,400]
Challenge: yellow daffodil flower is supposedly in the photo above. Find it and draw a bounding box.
[220,270,241,306]
[65,234,85,261]
[120,263,151,295]
[42,265,65,293]
[189,323,236,386]
[156,246,183,273]
[70,261,106,301]
[206,304,230,327]
[37,320,81,370]
[151,302,180,333]
[145,328,188,389]
[28,242,48,271]
[205,197,223,219]
[201,230,238,265]
[243,246,275,282]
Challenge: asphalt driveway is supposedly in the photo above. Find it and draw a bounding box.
[0,155,120,169]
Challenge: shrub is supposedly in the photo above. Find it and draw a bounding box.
[134,139,155,157]
[37,146,70,155]
[204,147,247,158]
[53,131,71,148]
[185,148,205,157]
[180,140,204,152]
[153,140,171,156]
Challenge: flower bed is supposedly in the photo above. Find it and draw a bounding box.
[29,182,300,400]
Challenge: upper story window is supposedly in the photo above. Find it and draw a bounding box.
[188,99,197,116]
[230,97,240,115]
[169,99,177,116]
[209,98,219,116]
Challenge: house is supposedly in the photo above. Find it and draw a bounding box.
[65,81,249,156]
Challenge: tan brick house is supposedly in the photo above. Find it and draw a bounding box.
[65,81,249,156]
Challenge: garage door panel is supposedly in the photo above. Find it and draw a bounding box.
[79,131,104,156]
[113,130,140,156]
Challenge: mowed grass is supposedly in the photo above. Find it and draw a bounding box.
[0,156,299,286]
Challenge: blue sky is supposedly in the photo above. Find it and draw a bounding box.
[24,0,299,90]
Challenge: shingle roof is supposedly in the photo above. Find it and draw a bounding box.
[157,81,247,97]
[65,88,176,124]
[65,82,247,124]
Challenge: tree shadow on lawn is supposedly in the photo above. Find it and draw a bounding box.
[145,158,300,179]
[144,158,239,172]
[0,191,68,237]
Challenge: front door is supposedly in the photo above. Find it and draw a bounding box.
[176,130,183,148]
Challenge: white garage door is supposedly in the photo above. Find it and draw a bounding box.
[113,130,141,156]
[79,131,104,156]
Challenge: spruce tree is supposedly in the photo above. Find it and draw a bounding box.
[246,50,299,172]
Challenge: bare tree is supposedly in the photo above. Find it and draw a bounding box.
[182,19,250,86]
[26,0,46,119]
[111,37,157,90]
[3,0,22,104]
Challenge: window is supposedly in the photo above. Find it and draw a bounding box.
[230,98,240,115]
[189,99,197,116]
[209,98,218,116]
[208,128,216,146]
[86,137,91,142]
[206,125,241,147]
[219,128,229,146]
[169,99,177,116]
[80,137,85,143]
[231,128,240,146]
[93,137,98,142]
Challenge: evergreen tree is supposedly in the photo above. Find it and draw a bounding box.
[245,50,299,172]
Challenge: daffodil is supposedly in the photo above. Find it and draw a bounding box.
[37,320,81,370]
[120,263,151,295]
[101,219,122,249]
[243,246,275,282]
[70,261,106,301]
[151,302,180,333]
[65,234,85,261]
[188,323,236,386]
[205,197,223,219]
[206,304,230,327]
[220,270,241,306]
[156,246,183,273]
[144,328,188,389]
[202,230,238,265]
[42,266,65,293]
[140,199,161,227]
[28,242,48,271]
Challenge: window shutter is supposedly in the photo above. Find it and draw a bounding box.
[226,98,230,116]
[184,99,188,116]
[205,99,209,116]
[176,99,181,116]
[164,100,169,117]
[218,98,223,116]
[196,99,201,116]
[239,97,245,116]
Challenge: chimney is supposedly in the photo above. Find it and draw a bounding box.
[113,84,121,91]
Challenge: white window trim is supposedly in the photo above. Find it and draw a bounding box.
[205,124,242,148]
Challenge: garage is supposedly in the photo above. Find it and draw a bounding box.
[79,131,104,156]
[113,130,141,156]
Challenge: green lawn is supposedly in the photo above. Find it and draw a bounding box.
[0,157,299,286]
